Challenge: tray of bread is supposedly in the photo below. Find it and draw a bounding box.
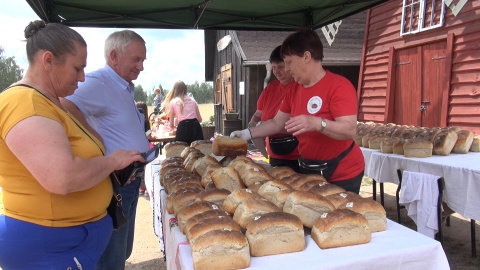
[161,136,387,270]
[355,121,479,157]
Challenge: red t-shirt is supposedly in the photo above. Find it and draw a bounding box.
[279,71,365,181]
[257,80,299,160]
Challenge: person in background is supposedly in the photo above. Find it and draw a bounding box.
[61,30,150,270]
[162,80,203,145]
[135,101,150,196]
[248,45,300,172]
[153,87,164,113]
[231,28,365,193]
[0,20,143,269]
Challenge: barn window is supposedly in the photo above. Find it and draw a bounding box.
[400,0,445,36]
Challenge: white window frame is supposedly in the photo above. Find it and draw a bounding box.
[400,0,445,36]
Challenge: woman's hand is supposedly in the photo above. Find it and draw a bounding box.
[285,115,320,136]
[109,150,144,171]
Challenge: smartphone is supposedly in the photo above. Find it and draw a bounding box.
[112,144,162,186]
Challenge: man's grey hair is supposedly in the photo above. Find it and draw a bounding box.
[104,30,145,61]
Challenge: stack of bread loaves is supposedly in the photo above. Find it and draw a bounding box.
[355,122,478,157]
[158,148,391,268]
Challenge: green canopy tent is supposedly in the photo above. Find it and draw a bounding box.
[26,0,389,30]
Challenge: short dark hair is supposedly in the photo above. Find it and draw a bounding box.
[269,45,283,63]
[24,20,86,63]
[281,28,324,61]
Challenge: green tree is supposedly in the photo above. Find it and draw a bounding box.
[187,81,214,104]
[134,85,147,102]
[0,47,23,92]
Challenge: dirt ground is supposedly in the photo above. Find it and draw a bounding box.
[125,179,479,270]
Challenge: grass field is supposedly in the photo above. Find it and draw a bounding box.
[148,103,214,123]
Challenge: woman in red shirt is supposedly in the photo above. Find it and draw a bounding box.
[248,46,300,172]
[232,29,364,193]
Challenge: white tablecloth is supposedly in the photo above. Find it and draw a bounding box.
[361,148,480,221]
[144,158,165,255]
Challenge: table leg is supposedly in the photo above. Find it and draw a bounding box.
[380,182,385,206]
[373,179,377,201]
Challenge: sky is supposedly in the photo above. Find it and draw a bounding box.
[0,0,207,93]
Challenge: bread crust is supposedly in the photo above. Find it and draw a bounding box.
[311,209,371,249]
[246,212,305,256]
[191,230,250,270]
[283,191,335,228]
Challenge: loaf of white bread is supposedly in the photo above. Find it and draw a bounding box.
[190,140,213,156]
[338,198,387,232]
[212,136,248,156]
[311,209,371,249]
[403,140,433,158]
[282,190,335,228]
[453,130,474,154]
[233,197,280,229]
[164,141,189,158]
[245,212,305,256]
[470,135,480,152]
[191,229,250,270]
[356,122,478,157]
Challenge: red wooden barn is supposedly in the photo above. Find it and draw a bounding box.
[358,0,480,134]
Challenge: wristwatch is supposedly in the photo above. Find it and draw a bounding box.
[319,118,327,132]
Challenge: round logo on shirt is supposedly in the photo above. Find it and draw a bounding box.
[307,96,322,114]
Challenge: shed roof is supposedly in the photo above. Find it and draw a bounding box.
[233,11,367,66]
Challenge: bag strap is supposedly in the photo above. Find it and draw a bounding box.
[331,141,355,163]
[18,84,122,196]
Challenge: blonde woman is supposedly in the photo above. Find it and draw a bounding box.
[163,81,203,145]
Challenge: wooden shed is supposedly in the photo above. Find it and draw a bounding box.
[204,11,367,135]
[358,0,480,134]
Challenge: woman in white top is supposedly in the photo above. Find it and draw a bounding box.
[162,80,203,145]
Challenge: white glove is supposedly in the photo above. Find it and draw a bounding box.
[230,129,252,140]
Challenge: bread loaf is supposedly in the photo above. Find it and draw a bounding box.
[176,200,220,233]
[192,155,221,176]
[160,156,184,167]
[233,197,281,229]
[183,150,205,172]
[380,137,400,153]
[453,130,474,154]
[196,188,231,206]
[269,189,294,209]
[191,140,213,156]
[433,129,458,156]
[308,183,346,197]
[338,198,387,232]
[403,140,433,158]
[242,168,274,187]
[211,167,245,192]
[166,187,203,214]
[191,230,250,270]
[187,216,242,243]
[324,192,362,208]
[393,139,406,155]
[184,209,231,235]
[164,141,189,158]
[470,135,480,152]
[311,209,371,249]
[268,166,297,179]
[246,212,305,256]
[222,189,262,215]
[283,191,335,228]
[212,136,248,156]
[257,180,293,202]
[180,146,196,159]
